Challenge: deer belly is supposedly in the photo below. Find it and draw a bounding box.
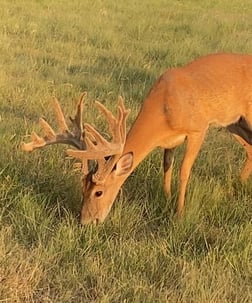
[159,134,186,148]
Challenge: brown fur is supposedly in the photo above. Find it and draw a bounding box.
[80,53,252,224]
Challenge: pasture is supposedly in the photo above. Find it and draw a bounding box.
[0,0,252,302]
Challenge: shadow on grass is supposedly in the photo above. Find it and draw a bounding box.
[67,53,156,101]
[0,145,82,222]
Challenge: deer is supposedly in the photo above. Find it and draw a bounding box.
[21,53,252,225]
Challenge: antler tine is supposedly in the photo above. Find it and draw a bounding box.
[69,92,86,139]
[117,96,130,143]
[39,117,56,140]
[21,131,47,152]
[94,101,119,141]
[21,93,87,152]
[53,97,69,133]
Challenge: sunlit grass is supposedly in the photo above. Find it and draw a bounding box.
[0,0,252,302]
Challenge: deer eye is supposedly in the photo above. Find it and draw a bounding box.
[95,191,103,197]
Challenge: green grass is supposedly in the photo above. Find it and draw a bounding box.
[0,0,252,302]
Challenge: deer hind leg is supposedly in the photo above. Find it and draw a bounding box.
[233,135,252,181]
[177,132,206,216]
[163,148,175,197]
[227,117,252,180]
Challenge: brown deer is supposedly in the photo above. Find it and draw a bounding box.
[22,53,252,225]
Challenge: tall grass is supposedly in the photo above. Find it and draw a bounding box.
[0,0,252,302]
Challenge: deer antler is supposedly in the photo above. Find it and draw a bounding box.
[67,96,130,183]
[21,92,87,152]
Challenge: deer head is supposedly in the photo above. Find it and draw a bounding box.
[21,93,132,224]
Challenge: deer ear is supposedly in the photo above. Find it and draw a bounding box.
[115,152,133,176]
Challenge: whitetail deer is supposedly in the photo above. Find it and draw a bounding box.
[22,53,252,224]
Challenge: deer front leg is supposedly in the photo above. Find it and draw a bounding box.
[163,148,175,197]
[178,133,205,216]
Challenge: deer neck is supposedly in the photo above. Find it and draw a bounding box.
[122,107,160,174]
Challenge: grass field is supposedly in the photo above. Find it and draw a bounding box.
[0,0,252,302]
